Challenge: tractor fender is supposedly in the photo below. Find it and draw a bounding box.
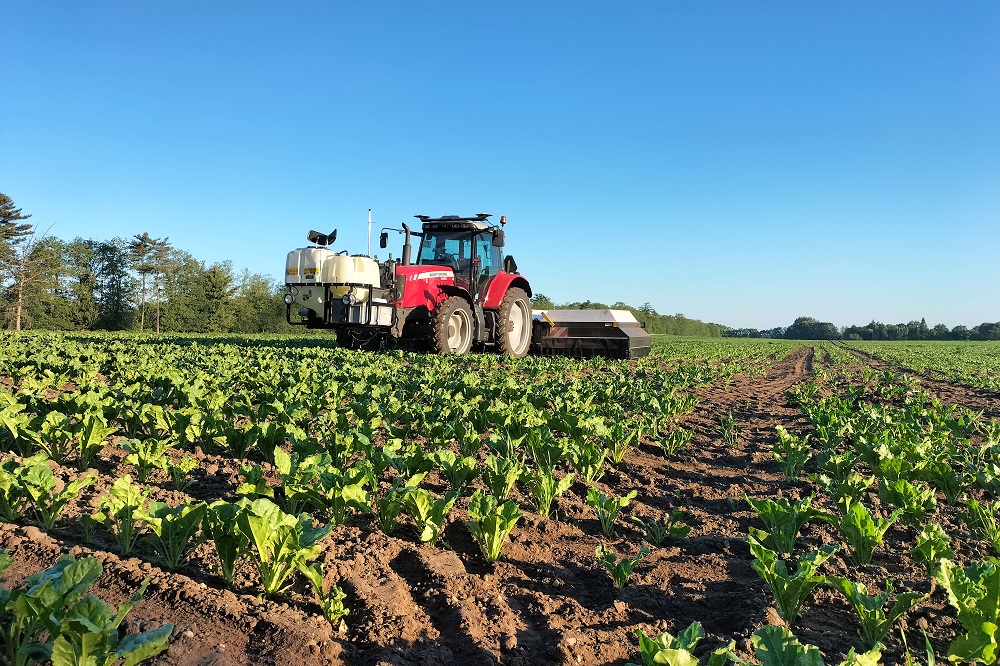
[483,273,532,309]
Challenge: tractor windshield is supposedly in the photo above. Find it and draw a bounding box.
[416,231,473,271]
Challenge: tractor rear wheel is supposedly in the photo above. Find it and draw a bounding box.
[497,287,531,357]
[432,297,474,354]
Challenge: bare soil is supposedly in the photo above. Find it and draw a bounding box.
[1,347,995,665]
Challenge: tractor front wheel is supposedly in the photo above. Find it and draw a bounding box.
[432,297,474,355]
[498,288,532,357]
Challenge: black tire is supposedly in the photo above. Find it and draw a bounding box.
[497,287,532,357]
[432,297,474,355]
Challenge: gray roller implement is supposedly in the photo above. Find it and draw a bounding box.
[530,309,652,360]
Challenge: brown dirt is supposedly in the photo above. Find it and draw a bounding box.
[0,346,988,665]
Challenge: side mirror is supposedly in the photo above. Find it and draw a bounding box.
[492,230,505,247]
[379,232,389,249]
[503,255,518,274]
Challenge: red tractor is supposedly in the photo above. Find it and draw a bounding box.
[284,213,651,359]
[285,214,533,355]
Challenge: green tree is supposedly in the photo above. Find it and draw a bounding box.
[0,193,32,270]
[531,293,554,310]
[95,238,136,330]
[129,232,167,332]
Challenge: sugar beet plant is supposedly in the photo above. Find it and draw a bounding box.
[586,488,637,537]
[596,544,650,589]
[465,489,521,562]
[749,536,838,623]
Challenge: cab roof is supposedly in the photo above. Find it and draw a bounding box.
[415,214,493,232]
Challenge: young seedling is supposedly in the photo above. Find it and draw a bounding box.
[21,463,97,530]
[878,479,937,528]
[963,497,1000,555]
[586,488,637,537]
[481,454,523,500]
[567,440,608,484]
[122,438,171,483]
[626,621,734,666]
[75,413,116,471]
[632,510,691,546]
[204,500,250,585]
[749,536,838,623]
[93,475,151,555]
[524,468,574,519]
[718,413,739,450]
[596,544,650,589]
[299,562,350,630]
[466,489,521,562]
[370,472,425,535]
[404,488,459,547]
[729,625,882,666]
[136,501,208,570]
[237,498,332,597]
[658,429,694,457]
[837,501,902,565]
[912,523,953,578]
[167,456,199,490]
[431,450,480,492]
[773,425,811,481]
[826,576,927,649]
[606,424,639,465]
[745,494,833,555]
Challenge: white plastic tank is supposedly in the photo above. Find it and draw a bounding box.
[286,247,336,286]
[323,255,380,303]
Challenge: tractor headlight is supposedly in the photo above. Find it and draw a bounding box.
[342,293,357,306]
[283,293,294,305]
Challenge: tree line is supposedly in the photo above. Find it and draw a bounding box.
[1,193,291,333]
[530,294,727,337]
[725,316,1000,341]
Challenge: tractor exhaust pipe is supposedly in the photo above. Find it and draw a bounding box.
[402,222,413,266]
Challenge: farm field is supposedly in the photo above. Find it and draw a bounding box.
[1,333,999,666]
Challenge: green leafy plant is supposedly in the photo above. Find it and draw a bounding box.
[813,473,876,515]
[837,501,901,565]
[93,475,151,555]
[596,544,650,589]
[237,497,332,596]
[607,424,639,465]
[370,472,425,535]
[749,537,838,623]
[912,523,953,578]
[466,489,521,562]
[936,558,1000,664]
[632,510,691,546]
[963,497,1000,555]
[878,479,936,528]
[299,562,350,630]
[49,578,173,666]
[567,439,608,483]
[719,413,738,450]
[74,413,116,471]
[745,494,833,555]
[729,625,883,666]
[430,450,480,492]
[524,468,574,519]
[481,454,523,500]
[826,577,927,649]
[926,460,964,505]
[166,456,198,490]
[136,501,207,570]
[21,464,96,531]
[658,428,694,457]
[0,554,171,666]
[404,488,459,547]
[122,438,170,483]
[586,487,637,536]
[773,425,811,481]
[204,500,250,585]
[625,621,734,666]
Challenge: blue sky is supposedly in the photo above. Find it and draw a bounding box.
[2,2,997,329]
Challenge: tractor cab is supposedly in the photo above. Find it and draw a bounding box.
[414,214,505,300]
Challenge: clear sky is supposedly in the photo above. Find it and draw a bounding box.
[2,2,997,330]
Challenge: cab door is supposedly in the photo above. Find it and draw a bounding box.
[473,233,501,302]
